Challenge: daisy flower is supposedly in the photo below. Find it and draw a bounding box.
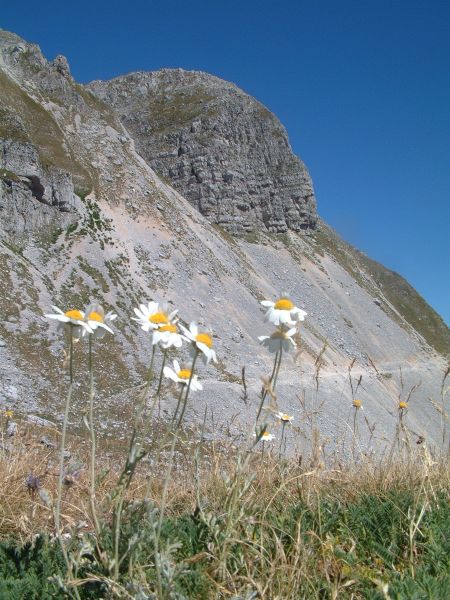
[253,430,275,442]
[261,296,307,327]
[258,327,297,353]
[179,322,217,364]
[398,401,408,410]
[45,306,93,335]
[276,412,294,423]
[352,399,362,409]
[163,360,203,391]
[84,304,117,338]
[152,321,185,349]
[132,301,178,332]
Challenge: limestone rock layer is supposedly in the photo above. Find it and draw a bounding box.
[88,69,317,234]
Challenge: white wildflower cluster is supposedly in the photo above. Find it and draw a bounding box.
[252,413,295,445]
[133,301,217,391]
[253,294,307,444]
[45,299,217,394]
[45,304,117,339]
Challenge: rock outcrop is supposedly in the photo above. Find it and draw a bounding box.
[0,140,81,237]
[88,70,317,234]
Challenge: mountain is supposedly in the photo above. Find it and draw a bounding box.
[0,29,448,453]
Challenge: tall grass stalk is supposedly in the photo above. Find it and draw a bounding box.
[54,326,81,600]
[110,345,157,581]
[87,335,101,539]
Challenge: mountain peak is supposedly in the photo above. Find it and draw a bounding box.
[88,68,317,234]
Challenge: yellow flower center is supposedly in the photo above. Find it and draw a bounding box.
[178,369,191,380]
[399,401,408,410]
[353,399,362,409]
[65,309,84,320]
[4,410,13,418]
[274,298,294,310]
[159,323,177,333]
[88,311,104,322]
[196,333,213,348]
[261,431,270,439]
[281,414,291,421]
[149,312,168,324]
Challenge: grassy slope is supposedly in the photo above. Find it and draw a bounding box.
[0,427,449,599]
[312,221,450,356]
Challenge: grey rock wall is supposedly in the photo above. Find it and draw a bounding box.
[0,140,80,237]
[88,69,317,234]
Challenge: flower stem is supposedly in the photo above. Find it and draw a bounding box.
[88,335,101,538]
[156,349,167,395]
[171,383,185,425]
[69,326,74,384]
[256,349,281,422]
[56,327,74,536]
[176,350,199,430]
[55,327,81,600]
[271,347,283,391]
[279,421,286,458]
[140,345,156,422]
[55,383,73,536]
[155,349,167,418]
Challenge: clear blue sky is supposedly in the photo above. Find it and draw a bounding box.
[2,0,449,324]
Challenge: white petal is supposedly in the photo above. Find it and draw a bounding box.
[81,322,94,333]
[147,301,158,314]
[46,314,69,322]
[134,307,146,320]
[191,378,203,391]
[179,324,194,340]
[196,341,210,356]
[93,322,114,334]
[261,301,274,307]
[163,367,179,382]
[172,336,183,348]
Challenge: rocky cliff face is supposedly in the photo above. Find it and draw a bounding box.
[0,140,82,237]
[0,29,448,454]
[0,31,94,240]
[88,70,317,234]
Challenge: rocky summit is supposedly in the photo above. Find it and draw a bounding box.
[88,70,317,234]
[0,29,449,454]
